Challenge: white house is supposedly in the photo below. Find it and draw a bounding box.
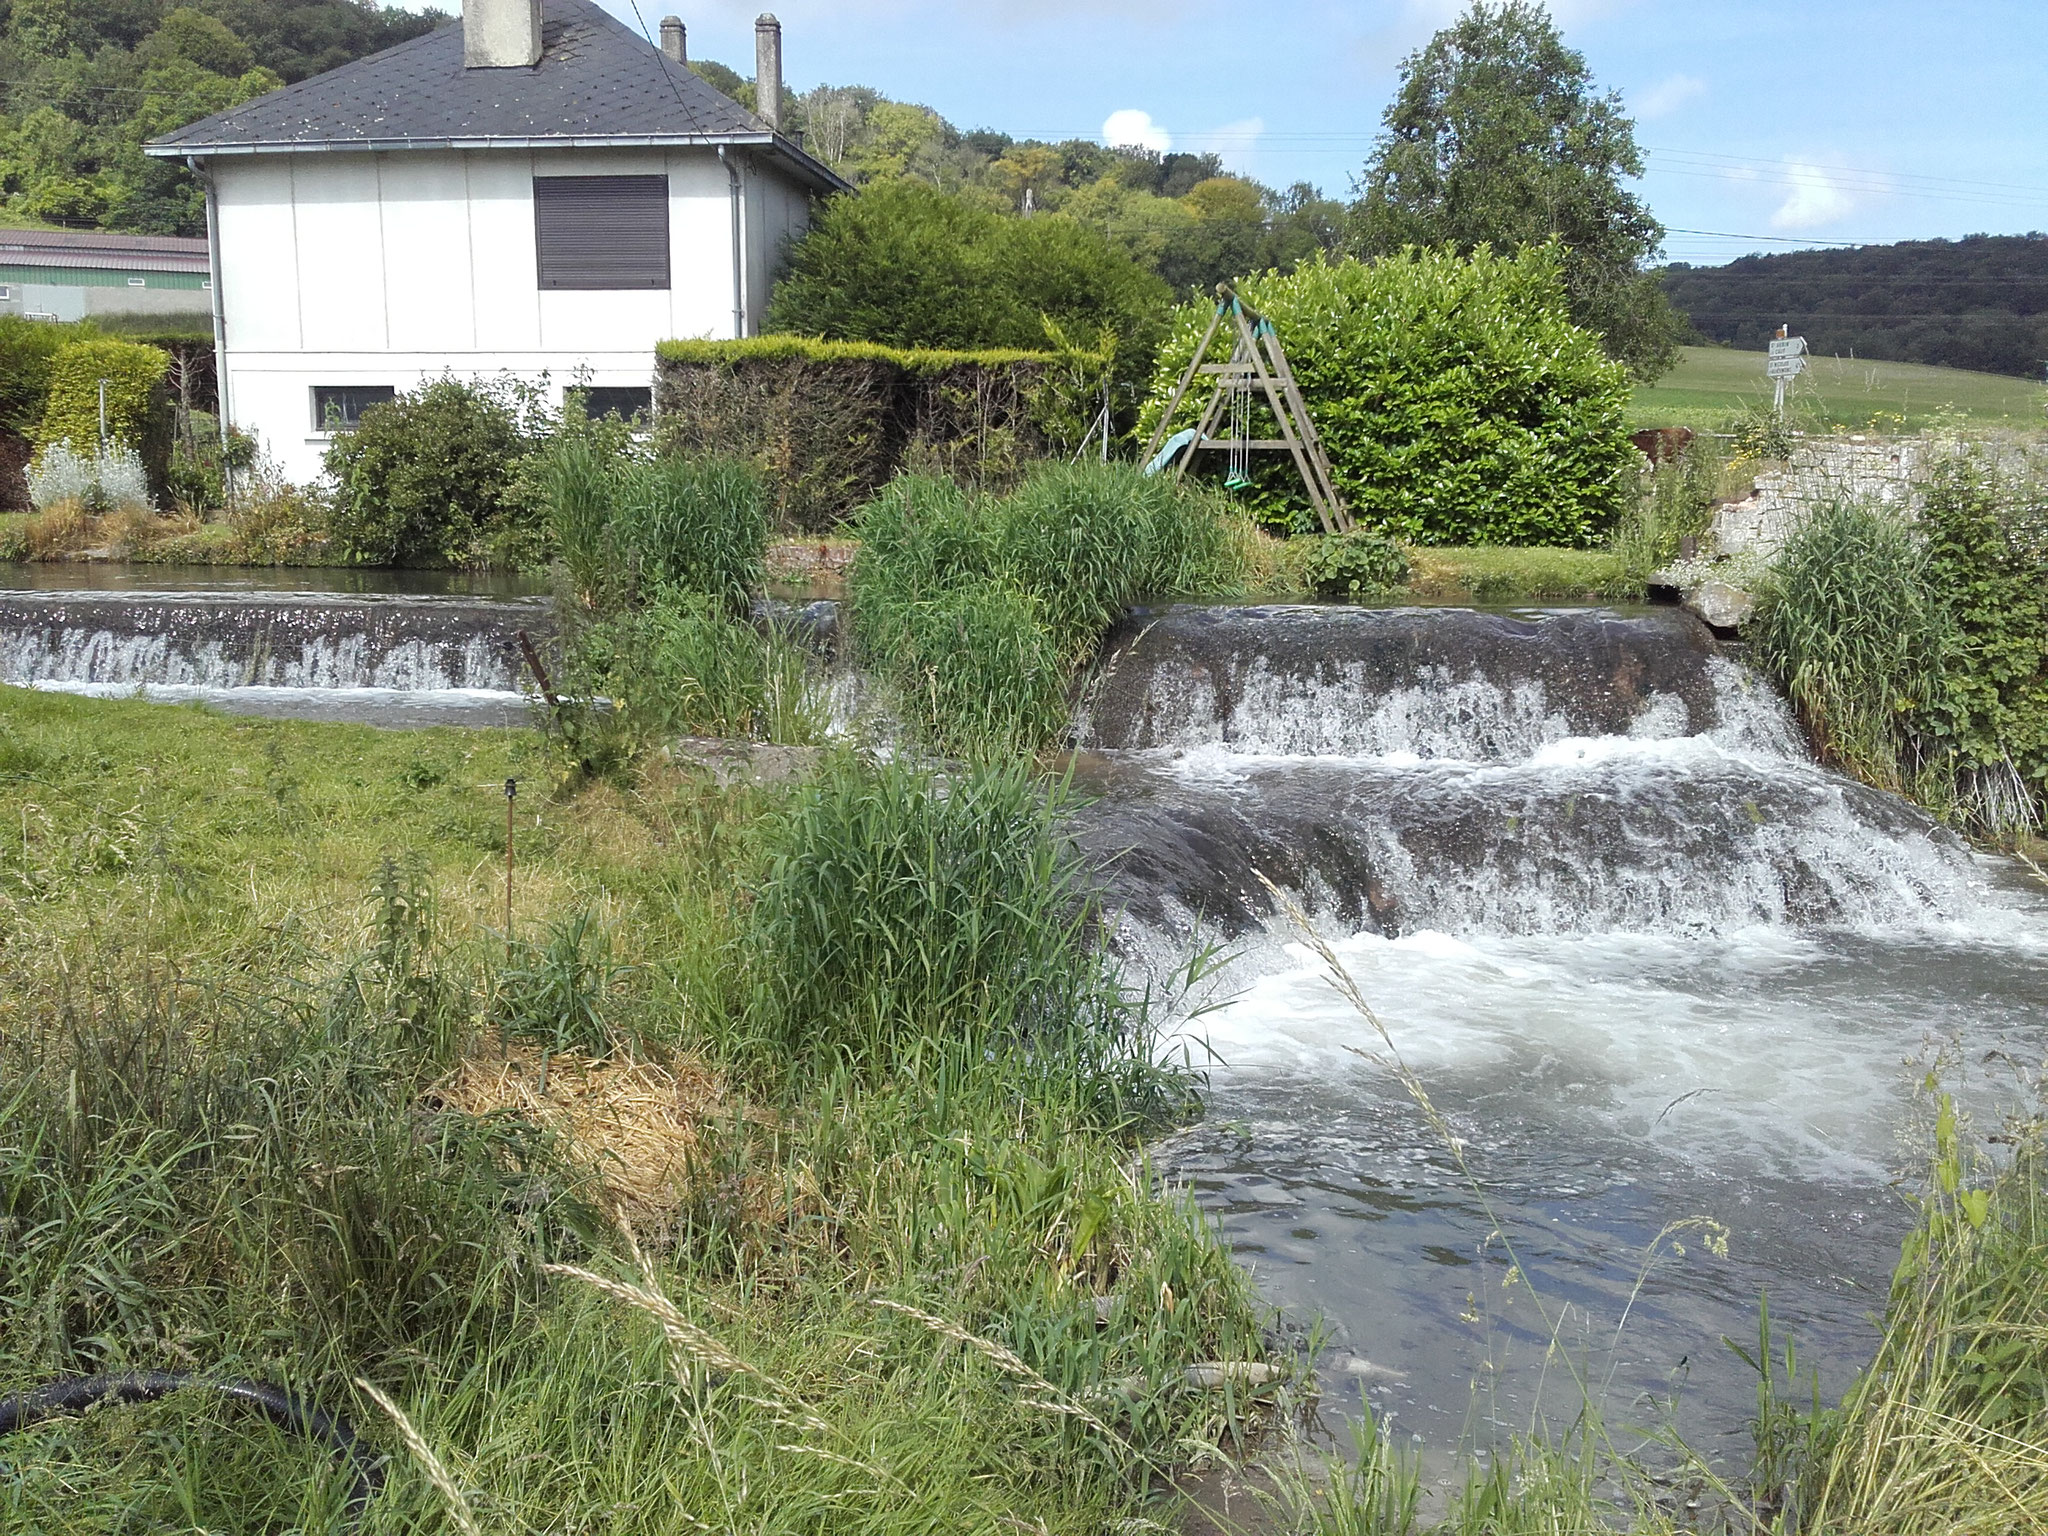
[147,0,845,481]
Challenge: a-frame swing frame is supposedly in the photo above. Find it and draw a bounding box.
[1142,284,1353,535]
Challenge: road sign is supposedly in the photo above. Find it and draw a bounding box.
[1766,335,1808,380]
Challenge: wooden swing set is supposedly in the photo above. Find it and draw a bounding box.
[1141,283,1352,535]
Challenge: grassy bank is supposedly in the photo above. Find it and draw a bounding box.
[0,688,1286,1534]
[1633,345,2048,433]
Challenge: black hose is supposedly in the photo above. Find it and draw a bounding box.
[0,1370,383,1528]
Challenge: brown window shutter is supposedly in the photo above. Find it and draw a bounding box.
[534,175,671,290]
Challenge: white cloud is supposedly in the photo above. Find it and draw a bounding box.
[1181,116,1266,176]
[1633,73,1705,120]
[1103,108,1172,154]
[1771,161,1858,231]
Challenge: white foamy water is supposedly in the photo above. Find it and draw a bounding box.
[1159,893,2048,1448]
[1083,604,2048,1448]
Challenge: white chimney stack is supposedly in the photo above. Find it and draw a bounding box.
[754,13,782,134]
[660,15,686,64]
[464,0,542,69]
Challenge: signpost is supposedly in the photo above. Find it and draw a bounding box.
[1767,331,1808,417]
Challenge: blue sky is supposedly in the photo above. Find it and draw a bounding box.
[419,2,2048,266]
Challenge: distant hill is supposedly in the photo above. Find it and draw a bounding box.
[1660,234,2048,379]
[0,1,438,235]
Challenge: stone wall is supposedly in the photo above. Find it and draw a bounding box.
[1712,435,1932,556]
[1712,433,2042,557]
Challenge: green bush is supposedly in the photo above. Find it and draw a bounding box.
[1300,528,1411,600]
[1751,453,2048,833]
[165,412,256,514]
[766,179,1168,401]
[1141,246,1637,544]
[34,339,173,499]
[0,315,73,437]
[323,376,534,566]
[611,455,768,618]
[655,335,1109,531]
[1917,453,2048,827]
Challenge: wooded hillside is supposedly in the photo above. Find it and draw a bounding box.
[1661,234,2048,379]
[0,0,437,235]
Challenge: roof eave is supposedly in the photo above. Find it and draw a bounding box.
[148,132,851,194]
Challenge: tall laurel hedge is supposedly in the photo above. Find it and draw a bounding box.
[1140,244,1637,545]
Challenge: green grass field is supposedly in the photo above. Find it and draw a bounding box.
[1633,344,2048,433]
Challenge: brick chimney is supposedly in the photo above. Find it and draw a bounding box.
[754,14,782,133]
[660,15,685,64]
[464,0,541,68]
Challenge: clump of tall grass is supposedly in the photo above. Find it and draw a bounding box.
[992,462,1243,661]
[1795,1096,2048,1534]
[893,583,1070,759]
[1750,499,1953,792]
[536,442,819,764]
[848,462,1249,756]
[737,754,1189,1126]
[561,591,821,748]
[612,455,768,618]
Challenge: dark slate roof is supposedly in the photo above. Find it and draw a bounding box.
[145,0,845,192]
[0,229,210,274]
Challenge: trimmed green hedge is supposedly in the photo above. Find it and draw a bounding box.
[655,336,1071,373]
[655,336,1108,532]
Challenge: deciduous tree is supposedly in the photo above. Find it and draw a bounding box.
[1352,0,1681,377]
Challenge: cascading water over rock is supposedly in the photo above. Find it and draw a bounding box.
[1065,601,2046,1447]
[0,590,544,725]
[1069,603,1988,940]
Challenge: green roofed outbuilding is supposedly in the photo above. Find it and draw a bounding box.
[0,230,214,325]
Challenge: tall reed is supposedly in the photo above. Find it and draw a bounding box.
[1749,499,1952,792]
[737,754,1186,1126]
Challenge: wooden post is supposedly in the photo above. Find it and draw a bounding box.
[1228,302,1339,534]
[503,778,516,959]
[1141,299,1229,463]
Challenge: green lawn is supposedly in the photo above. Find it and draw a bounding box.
[1633,344,2047,433]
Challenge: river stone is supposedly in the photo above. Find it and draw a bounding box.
[1685,579,1755,632]
[665,737,820,786]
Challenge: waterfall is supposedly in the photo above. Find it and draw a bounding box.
[0,590,544,725]
[1074,602,2046,1447]
[1070,604,1999,940]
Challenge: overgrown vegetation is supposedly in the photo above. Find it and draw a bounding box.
[529,433,827,767]
[847,462,1251,756]
[1607,434,1725,598]
[0,690,1282,1534]
[1143,247,1637,544]
[1751,446,2048,835]
[656,334,1110,530]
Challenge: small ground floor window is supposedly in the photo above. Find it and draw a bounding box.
[312,384,397,431]
[569,385,653,424]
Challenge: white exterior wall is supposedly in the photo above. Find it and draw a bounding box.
[213,146,809,480]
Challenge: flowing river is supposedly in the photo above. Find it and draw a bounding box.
[1069,603,2048,1452]
[5,576,2043,1455]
